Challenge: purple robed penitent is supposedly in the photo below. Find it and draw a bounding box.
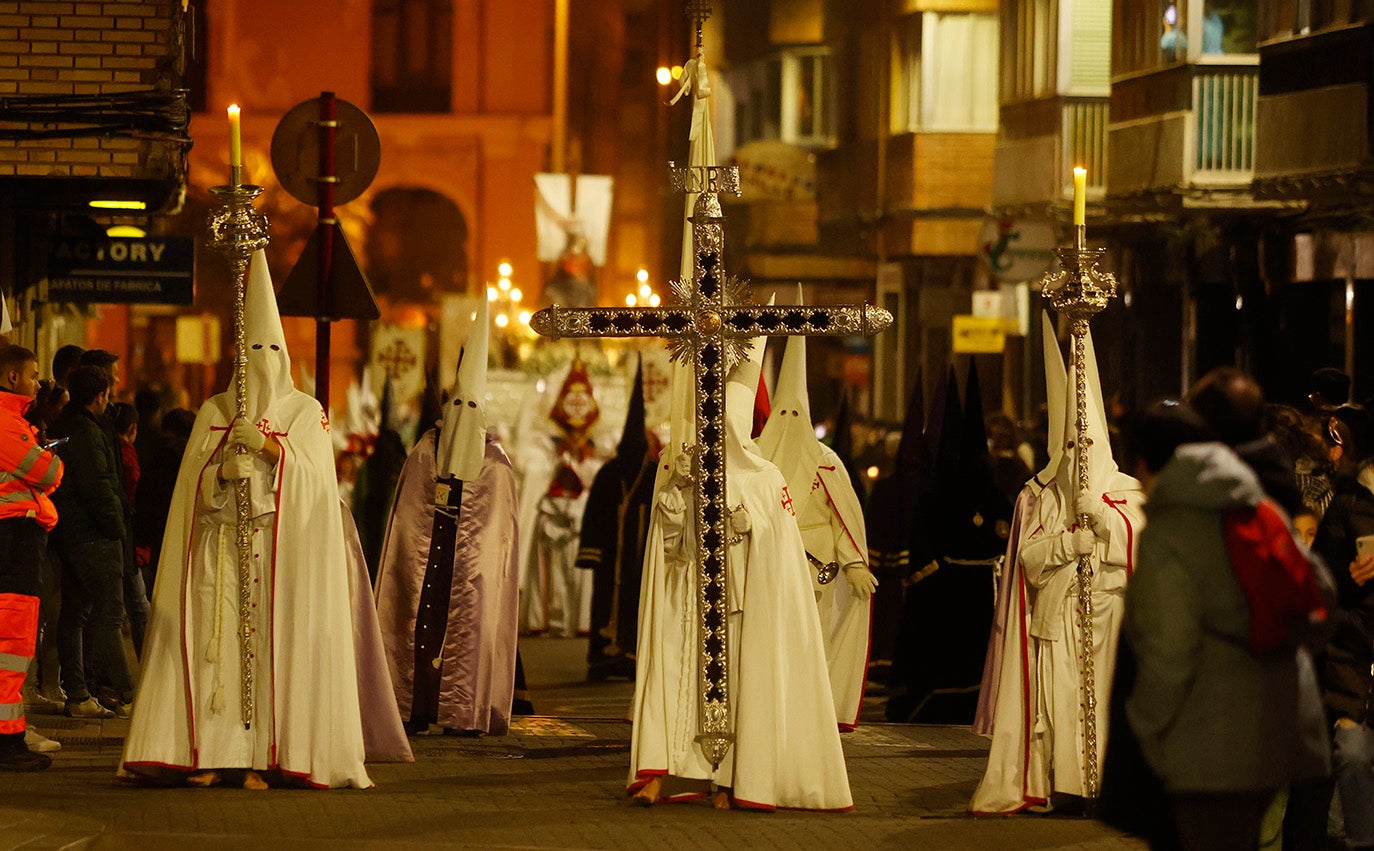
[374,429,520,734]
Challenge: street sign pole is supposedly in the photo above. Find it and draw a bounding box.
[315,91,338,412]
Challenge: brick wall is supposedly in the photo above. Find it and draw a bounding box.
[0,0,182,179]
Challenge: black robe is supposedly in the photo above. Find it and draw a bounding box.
[576,450,655,681]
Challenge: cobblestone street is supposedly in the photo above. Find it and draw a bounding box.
[0,639,1143,849]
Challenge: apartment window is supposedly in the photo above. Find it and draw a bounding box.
[371,0,453,113]
[731,48,833,148]
[1002,0,1056,102]
[897,12,998,132]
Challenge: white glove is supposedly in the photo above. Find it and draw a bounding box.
[1075,493,1105,528]
[843,565,878,599]
[1067,528,1097,558]
[229,417,266,453]
[219,453,254,481]
[671,450,695,491]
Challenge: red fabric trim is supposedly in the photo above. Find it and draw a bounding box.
[1103,494,1134,577]
[1017,568,1034,807]
[969,796,1048,817]
[627,768,666,794]
[279,766,331,790]
[268,429,285,766]
[845,594,875,730]
[734,796,856,813]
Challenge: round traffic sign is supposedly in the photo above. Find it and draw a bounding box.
[270,96,381,206]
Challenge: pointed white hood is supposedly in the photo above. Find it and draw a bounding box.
[1053,325,1117,500]
[242,249,294,421]
[756,287,821,499]
[437,298,488,481]
[1036,312,1067,486]
[724,329,770,476]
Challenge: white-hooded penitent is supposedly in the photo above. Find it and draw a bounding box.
[1036,311,1067,486]
[756,287,820,503]
[242,249,294,422]
[1052,324,1116,503]
[437,297,489,482]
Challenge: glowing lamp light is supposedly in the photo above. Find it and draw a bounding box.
[656,66,672,86]
[648,293,661,307]
[498,260,513,278]
[498,276,512,292]
[510,288,523,303]
[636,267,650,284]
[638,283,652,299]
[494,313,510,328]
[625,294,637,307]
[89,199,146,210]
[106,225,146,238]
[866,466,880,480]
[671,65,683,80]
[486,286,498,302]
[518,310,532,325]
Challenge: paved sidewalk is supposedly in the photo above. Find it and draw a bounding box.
[0,639,1145,850]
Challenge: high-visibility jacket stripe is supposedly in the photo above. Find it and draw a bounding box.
[0,652,25,672]
[0,701,21,720]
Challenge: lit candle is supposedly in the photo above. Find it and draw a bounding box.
[1072,166,1087,227]
[227,104,242,169]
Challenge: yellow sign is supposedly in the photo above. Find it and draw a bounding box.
[952,315,1006,354]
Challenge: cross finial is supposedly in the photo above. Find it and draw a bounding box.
[685,0,711,49]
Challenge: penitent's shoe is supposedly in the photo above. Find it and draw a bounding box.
[0,744,52,771]
[107,702,133,720]
[24,728,60,753]
[65,697,115,719]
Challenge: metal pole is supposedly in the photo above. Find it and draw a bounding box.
[552,0,568,174]
[1043,222,1118,802]
[208,167,270,730]
[315,91,337,413]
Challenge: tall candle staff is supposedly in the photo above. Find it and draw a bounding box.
[207,104,270,730]
[1042,165,1117,802]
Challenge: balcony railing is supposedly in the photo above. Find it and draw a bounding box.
[1191,61,1258,179]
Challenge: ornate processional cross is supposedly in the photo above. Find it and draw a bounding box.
[531,162,892,768]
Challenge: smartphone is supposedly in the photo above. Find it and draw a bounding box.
[42,436,68,450]
[1357,535,1374,558]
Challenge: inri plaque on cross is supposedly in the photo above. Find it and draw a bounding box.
[531,162,891,769]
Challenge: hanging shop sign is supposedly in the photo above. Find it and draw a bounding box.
[47,236,196,305]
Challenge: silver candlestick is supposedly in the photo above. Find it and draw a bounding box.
[1041,223,1117,802]
[207,164,270,730]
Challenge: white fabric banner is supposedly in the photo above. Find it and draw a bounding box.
[534,173,614,267]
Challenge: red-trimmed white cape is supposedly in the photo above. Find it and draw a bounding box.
[120,390,371,789]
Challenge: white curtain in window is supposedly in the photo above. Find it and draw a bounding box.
[920,12,999,131]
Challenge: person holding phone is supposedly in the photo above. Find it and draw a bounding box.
[1313,403,1374,849]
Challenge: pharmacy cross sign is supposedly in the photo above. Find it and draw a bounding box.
[531,162,891,769]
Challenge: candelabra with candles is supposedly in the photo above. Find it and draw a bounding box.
[206,104,270,731]
[624,267,662,309]
[1039,166,1117,804]
[485,260,535,366]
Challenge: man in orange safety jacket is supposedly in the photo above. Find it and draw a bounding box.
[0,344,62,770]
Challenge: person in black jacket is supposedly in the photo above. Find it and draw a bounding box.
[50,366,129,719]
[1314,403,1374,851]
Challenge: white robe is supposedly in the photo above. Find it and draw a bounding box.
[628,451,853,811]
[120,391,371,789]
[792,446,871,731]
[971,474,1142,809]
